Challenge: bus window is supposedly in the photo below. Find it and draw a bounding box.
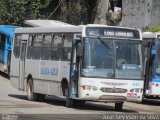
[7,37,11,47]
[51,34,62,60]
[27,35,34,59]
[13,35,21,58]
[62,34,73,61]
[41,34,52,60]
[0,34,6,51]
[32,34,42,59]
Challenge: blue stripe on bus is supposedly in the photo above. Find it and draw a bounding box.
[151,78,160,83]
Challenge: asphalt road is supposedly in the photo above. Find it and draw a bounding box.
[0,73,160,120]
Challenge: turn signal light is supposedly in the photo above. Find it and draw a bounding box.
[81,85,98,91]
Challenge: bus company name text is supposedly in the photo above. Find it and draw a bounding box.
[40,67,58,76]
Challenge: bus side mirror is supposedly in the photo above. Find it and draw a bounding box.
[77,42,83,57]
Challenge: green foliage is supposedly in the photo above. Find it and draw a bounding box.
[0,0,98,25]
[145,25,160,32]
[60,0,98,25]
[66,0,81,24]
[0,0,51,25]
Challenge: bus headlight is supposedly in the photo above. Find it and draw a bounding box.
[129,88,143,93]
[92,86,98,91]
[135,89,139,93]
[81,85,98,91]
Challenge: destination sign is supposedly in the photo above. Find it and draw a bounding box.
[86,27,140,39]
[104,31,134,37]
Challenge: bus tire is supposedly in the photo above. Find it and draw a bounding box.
[115,102,123,111]
[27,79,38,101]
[66,87,74,108]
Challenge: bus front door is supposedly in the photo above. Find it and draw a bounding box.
[70,41,82,98]
[19,38,28,91]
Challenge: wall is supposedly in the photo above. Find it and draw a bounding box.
[121,0,160,30]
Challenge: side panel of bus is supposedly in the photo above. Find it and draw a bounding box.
[11,32,74,97]
[10,35,21,90]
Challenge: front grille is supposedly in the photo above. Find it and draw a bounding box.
[100,87,127,93]
[99,95,126,101]
[101,82,128,86]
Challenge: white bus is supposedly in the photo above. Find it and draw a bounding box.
[24,19,74,27]
[10,24,143,111]
[142,32,160,98]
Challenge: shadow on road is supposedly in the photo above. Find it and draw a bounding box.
[128,98,160,107]
[8,94,137,113]
[43,96,137,113]
[73,102,137,113]
[0,71,10,79]
[8,94,28,100]
[140,98,160,106]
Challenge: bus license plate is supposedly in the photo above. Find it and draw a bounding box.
[127,93,137,98]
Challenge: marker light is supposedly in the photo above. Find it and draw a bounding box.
[81,86,86,90]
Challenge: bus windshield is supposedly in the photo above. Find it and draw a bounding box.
[81,38,142,80]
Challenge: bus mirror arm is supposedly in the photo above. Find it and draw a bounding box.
[71,69,78,80]
[77,42,83,57]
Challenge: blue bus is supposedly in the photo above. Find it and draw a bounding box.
[0,25,19,74]
[142,32,160,98]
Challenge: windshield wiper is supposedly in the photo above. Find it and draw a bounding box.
[97,36,111,49]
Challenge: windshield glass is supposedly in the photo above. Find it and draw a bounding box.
[82,38,114,78]
[155,40,160,75]
[81,38,142,80]
[115,40,142,79]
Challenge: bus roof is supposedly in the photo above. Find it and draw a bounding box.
[81,24,140,30]
[24,20,75,27]
[15,26,82,34]
[142,32,160,38]
[0,25,19,37]
[24,20,140,32]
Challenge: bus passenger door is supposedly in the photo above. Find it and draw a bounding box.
[70,40,82,98]
[19,35,28,90]
[144,41,154,94]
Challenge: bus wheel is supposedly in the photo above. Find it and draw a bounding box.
[27,79,38,101]
[115,102,123,111]
[66,87,74,108]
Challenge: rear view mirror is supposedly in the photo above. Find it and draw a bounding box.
[77,42,83,57]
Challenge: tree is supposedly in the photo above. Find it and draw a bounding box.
[145,25,160,32]
[94,0,110,24]
[0,0,110,25]
[59,0,98,25]
[0,0,51,25]
[60,0,82,25]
